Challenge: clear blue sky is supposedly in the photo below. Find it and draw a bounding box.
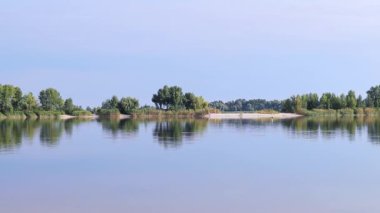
[1,0,380,107]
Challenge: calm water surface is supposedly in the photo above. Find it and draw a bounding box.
[1,117,380,213]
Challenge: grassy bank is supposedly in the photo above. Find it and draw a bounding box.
[97,109,120,119]
[296,108,380,117]
[131,108,220,119]
[0,110,93,120]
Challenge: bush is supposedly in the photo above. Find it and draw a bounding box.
[296,108,337,117]
[36,111,63,119]
[97,109,120,119]
[338,108,355,117]
[131,108,219,119]
[354,108,365,115]
[72,110,93,116]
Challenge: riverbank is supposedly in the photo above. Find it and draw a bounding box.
[205,113,303,120]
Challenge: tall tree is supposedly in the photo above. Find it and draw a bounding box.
[102,96,119,109]
[118,97,139,114]
[63,98,75,114]
[367,85,380,107]
[39,88,64,111]
[346,90,357,108]
[19,93,38,111]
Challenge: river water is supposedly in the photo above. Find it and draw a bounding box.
[1,117,380,213]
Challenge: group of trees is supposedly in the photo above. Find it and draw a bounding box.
[282,86,380,113]
[151,86,208,110]
[0,84,83,115]
[209,99,282,112]
[209,85,380,113]
[101,96,139,114]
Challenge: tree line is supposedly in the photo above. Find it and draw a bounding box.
[96,85,208,115]
[210,85,380,113]
[282,86,379,113]
[3,83,380,117]
[209,99,282,112]
[0,84,85,115]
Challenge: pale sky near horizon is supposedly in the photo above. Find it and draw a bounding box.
[1,0,380,107]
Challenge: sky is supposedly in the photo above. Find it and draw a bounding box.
[1,0,380,107]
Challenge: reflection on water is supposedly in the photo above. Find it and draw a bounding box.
[0,119,90,151]
[2,117,380,151]
[153,120,208,148]
[99,119,139,138]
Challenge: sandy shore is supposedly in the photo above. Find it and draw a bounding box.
[205,113,303,120]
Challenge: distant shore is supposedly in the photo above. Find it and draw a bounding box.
[60,114,131,120]
[205,113,303,120]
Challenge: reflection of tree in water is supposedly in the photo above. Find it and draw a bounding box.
[366,118,380,144]
[281,117,377,142]
[99,119,139,138]
[0,120,23,151]
[281,118,319,139]
[39,121,65,146]
[0,119,91,151]
[153,120,207,148]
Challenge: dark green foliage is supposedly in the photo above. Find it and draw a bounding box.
[152,86,208,111]
[118,97,139,114]
[0,84,23,113]
[184,93,208,110]
[346,90,357,108]
[63,98,75,114]
[39,88,64,111]
[35,111,63,119]
[367,85,380,107]
[19,93,38,111]
[71,110,92,116]
[97,109,120,119]
[210,99,282,112]
[102,96,119,109]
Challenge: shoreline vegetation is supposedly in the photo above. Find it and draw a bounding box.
[1,84,380,120]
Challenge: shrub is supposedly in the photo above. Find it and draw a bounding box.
[130,108,218,119]
[97,109,120,119]
[35,111,63,119]
[354,108,365,116]
[338,108,355,117]
[72,110,92,116]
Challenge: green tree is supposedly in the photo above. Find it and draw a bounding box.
[63,98,75,114]
[339,94,347,108]
[346,90,357,109]
[184,93,197,110]
[367,85,380,107]
[118,97,139,114]
[102,96,119,109]
[168,86,183,110]
[306,93,319,110]
[0,85,23,113]
[282,98,295,112]
[19,93,38,111]
[39,88,64,111]
[357,95,366,108]
[320,93,333,109]
[195,96,208,110]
